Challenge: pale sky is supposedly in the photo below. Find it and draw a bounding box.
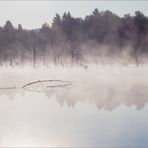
[0,1,148,29]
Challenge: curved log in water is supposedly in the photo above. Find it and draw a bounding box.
[22,80,72,93]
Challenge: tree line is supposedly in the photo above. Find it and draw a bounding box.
[0,9,148,67]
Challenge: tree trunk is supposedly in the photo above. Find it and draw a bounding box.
[21,48,24,67]
[71,48,74,67]
[43,47,46,67]
[33,45,36,67]
[9,56,13,67]
[134,47,139,67]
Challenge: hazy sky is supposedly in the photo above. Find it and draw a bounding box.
[0,1,148,29]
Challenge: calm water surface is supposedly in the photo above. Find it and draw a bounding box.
[0,67,148,147]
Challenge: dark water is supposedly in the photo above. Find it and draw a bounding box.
[0,67,148,147]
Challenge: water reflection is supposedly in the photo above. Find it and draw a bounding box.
[0,68,148,147]
[1,80,148,110]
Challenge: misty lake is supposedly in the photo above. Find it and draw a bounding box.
[0,66,148,147]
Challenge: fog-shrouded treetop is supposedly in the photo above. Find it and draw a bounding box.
[0,9,148,67]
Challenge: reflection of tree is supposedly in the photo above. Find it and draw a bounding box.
[0,89,24,100]
[44,83,148,110]
[1,81,148,110]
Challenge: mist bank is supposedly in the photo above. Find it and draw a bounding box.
[0,9,148,67]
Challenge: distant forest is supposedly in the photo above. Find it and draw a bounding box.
[0,9,148,67]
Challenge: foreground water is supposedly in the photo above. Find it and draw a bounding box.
[0,66,148,147]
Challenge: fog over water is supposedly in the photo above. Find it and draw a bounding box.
[0,66,148,147]
[0,1,148,147]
